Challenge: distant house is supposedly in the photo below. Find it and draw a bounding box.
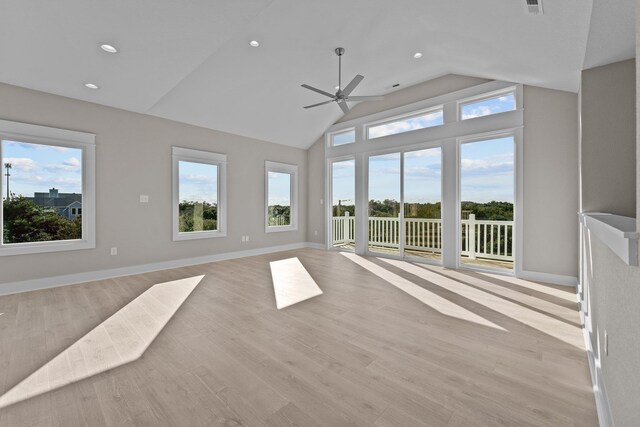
[27,188,82,220]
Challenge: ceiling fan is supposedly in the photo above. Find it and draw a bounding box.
[302,47,384,114]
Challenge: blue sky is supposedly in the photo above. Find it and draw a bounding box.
[332,159,355,205]
[332,136,513,206]
[369,110,443,139]
[461,94,515,120]
[332,130,355,146]
[2,140,82,197]
[460,137,514,202]
[268,171,291,206]
[178,161,217,204]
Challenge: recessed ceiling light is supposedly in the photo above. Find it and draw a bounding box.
[249,40,260,47]
[84,83,99,89]
[413,52,423,59]
[100,44,118,53]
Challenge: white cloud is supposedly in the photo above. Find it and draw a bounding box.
[461,105,493,119]
[45,157,82,172]
[3,157,38,172]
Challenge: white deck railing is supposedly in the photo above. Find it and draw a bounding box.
[332,213,513,262]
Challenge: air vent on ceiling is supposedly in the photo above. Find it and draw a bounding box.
[526,0,544,15]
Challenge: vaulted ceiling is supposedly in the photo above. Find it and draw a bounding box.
[0,0,634,148]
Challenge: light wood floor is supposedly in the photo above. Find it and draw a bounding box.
[0,249,597,426]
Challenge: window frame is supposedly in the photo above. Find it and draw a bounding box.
[172,147,227,241]
[265,161,298,233]
[0,119,96,257]
[365,105,444,140]
[457,88,517,121]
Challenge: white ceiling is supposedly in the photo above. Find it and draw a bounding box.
[0,0,632,149]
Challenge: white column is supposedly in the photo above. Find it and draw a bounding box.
[354,152,367,254]
[441,140,458,268]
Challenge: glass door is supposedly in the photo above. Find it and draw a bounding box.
[403,147,442,262]
[368,153,401,256]
[330,158,356,250]
[460,136,514,271]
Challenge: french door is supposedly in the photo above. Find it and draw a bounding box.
[329,158,356,251]
[367,146,443,261]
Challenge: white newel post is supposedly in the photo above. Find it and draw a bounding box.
[343,212,350,242]
[468,214,476,259]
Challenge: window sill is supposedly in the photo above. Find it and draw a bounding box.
[173,230,227,241]
[0,239,95,257]
[580,212,639,266]
[265,225,298,233]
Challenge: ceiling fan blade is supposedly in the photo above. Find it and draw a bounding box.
[338,100,350,114]
[341,74,364,96]
[303,100,335,109]
[346,96,384,102]
[301,84,335,98]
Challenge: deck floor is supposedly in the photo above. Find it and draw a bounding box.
[0,248,595,426]
[333,243,514,270]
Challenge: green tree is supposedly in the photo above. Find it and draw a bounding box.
[178,201,217,232]
[3,196,82,243]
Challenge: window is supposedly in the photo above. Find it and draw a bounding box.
[367,108,443,139]
[0,119,95,256]
[329,129,355,146]
[265,161,298,232]
[460,91,516,120]
[172,147,227,241]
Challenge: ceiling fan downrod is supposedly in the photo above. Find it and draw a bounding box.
[335,47,345,90]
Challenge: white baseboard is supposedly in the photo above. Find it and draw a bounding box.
[305,242,326,250]
[0,242,326,296]
[580,302,614,427]
[519,270,578,287]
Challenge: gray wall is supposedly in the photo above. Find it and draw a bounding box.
[306,138,325,245]
[523,86,580,277]
[307,75,581,278]
[581,59,637,216]
[578,49,640,424]
[0,83,307,287]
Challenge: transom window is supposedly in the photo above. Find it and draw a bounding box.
[172,147,227,241]
[0,119,95,256]
[329,129,356,146]
[265,161,298,232]
[460,90,516,120]
[367,108,443,139]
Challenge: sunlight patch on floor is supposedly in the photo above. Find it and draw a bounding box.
[0,275,204,409]
[380,258,584,349]
[479,272,576,302]
[270,258,323,309]
[341,253,504,331]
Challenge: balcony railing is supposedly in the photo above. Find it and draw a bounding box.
[332,213,513,262]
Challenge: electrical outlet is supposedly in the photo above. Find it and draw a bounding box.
[604,330,609,355]
[139,195,149,203]
[110,247,117,256]
[314,230,318,236]
[246,235,250,242]
[320,198,323,205]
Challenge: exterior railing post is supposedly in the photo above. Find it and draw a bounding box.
[468,214,476,259]
[343,211,350,243]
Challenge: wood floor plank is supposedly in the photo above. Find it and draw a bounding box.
[0,248,597,426]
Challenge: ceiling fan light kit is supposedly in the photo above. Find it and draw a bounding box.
[301,47,384,114]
